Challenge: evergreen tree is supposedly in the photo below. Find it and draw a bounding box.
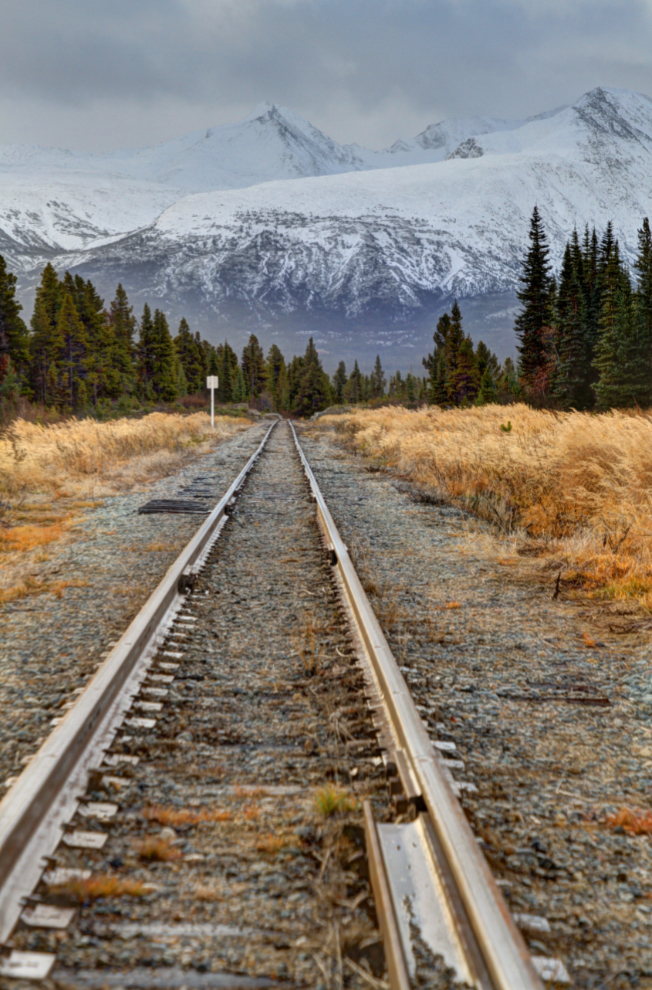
[0,254,29,387]
[369,354,386,399]
[552,243,591,408]
[174,318,205,394]
[150,309,178,402]
[343,360,363,403]
[294,338,331,416]
[109,284,137,397]
[444,303,465,401]
[265,343,287,409]
[476,367,498,405]
[451,337,480,403]
[594,247,648,407]
[216,342,238,403]
[231,363,247,403]
[405,372,417,403]
[514,207,554,389]
[241,334,266,398]
[633,217,652,405]
[332,361,347,403]
[65,274,114,403]
[57,292,88,408]
[137,304,156,400]
[30,263,62,404]
[0,356,21,400]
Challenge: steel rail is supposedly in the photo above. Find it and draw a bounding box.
[0,420,277,948]
[290,422,543,990]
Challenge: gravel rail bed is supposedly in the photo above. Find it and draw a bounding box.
[5,423,393,990]
[0,424,267,795]
[299,424,652,990]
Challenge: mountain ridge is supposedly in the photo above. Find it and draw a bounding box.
[3,87,652,366]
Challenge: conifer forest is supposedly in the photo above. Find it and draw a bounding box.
[1,208,652,420]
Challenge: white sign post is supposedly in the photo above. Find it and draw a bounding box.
[206,376,218,427]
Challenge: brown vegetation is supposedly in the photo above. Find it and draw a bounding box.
[320,404,652,608]
[0,412,251,603]
[47,874,150,901]
[606,807,652,835]
[143,805,232,827]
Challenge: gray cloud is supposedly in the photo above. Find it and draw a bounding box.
[1,0,652,150]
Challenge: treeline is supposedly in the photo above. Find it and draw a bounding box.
[1,260,430,416]
[513,208,652,408]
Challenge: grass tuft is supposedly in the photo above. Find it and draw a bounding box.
[314,785,358,817]
[142,805,231,827]
[134,837,183,862]
[48,874,150,901]
[606,807,652,835]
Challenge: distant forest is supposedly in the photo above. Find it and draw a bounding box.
[1,207,651,419]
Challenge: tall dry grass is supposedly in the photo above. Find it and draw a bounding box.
[0,412,248,502]
[321,404,652,608]
[0,413,251,599]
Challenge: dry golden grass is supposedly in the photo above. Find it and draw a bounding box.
[606,807,652,835]
[321,405,652,608]
[0,577,88,606]
[256,833,289,854]
[0,412,251,603]
[142,805,231,827]
[134,836,183,862]
[47,874,150,901]
[0,412,249,501]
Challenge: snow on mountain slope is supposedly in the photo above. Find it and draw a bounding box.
[4,86,652,362]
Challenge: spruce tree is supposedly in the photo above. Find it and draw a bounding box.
[174,318,204,394]
[137,304,156,400]
[369,355,386,399]
[295,338,331,416]
[57,292,88,408]
[109,284,137,397]
[265,344,287,409]
[444,302,465,401]
[231,363,247,403]
[241,334,266,398]
[633,217,652,405]
[30,263,62,404]
[451,337,480,403]
[343,360,363,404]
[217,342,238,403]
[476,367,498,405]
[332,361,347,403]
[0,254,29,386]
[150,309,178,402]
[552,243,591,408]
[514,207,554,389]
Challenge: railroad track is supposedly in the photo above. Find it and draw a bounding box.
[0,419,552,989]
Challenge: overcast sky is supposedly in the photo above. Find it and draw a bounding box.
[1,0,652,152]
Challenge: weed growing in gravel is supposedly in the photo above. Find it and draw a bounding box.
[142,805,231,827]
[0,577,88,605]
[134,836,183,861]
[256,834,289,854]
[321,405,652,609]
[606,807,652,835]
[48,875,150,901]
[314,785,358,817]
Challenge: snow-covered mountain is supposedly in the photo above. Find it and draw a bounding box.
[3,87,652,365]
